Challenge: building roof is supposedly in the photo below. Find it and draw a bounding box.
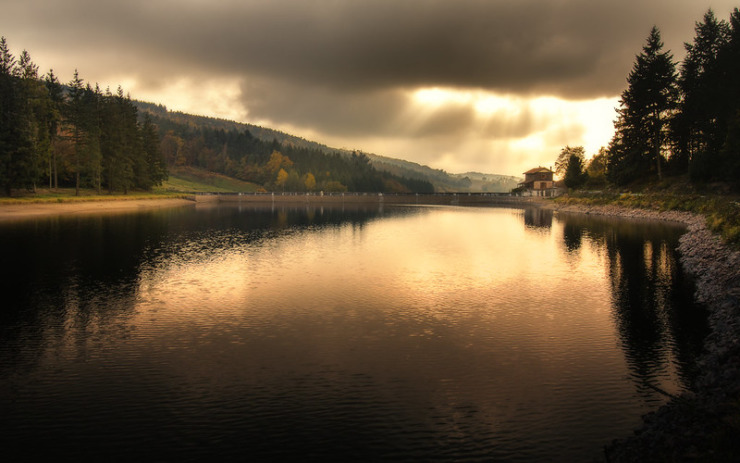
[523,167,553,175]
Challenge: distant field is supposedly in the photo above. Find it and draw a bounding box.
[159,167,262,193]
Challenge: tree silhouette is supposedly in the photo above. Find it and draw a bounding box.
[608,27,678,185]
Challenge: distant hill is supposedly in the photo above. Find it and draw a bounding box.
[365,154,521,193]
[134,101,522,193]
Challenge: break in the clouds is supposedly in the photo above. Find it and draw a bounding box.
[3,0,737,175]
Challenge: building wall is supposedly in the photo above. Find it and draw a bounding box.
[524,172,554,184]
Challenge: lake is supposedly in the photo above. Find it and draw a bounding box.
[0,203,708,461]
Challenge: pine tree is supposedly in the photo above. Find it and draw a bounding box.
[0,41,39,194]
[608,27,678,184]
[44,70,63,188]
[18,52,38,191]
[65,70,86,195]
[718,8,740,183]
[0,37,16,194]
[82,83,103,193]
[140,114,167,189]
[674,9,731,180]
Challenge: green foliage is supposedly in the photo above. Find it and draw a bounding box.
[143,110,433,193]
[674,10,731,179]
[563,153,587,189]
[0,38,40,195]
[607,27,678,185]
[585,147,607,187]
[0,38,168,197]
[556,146,587,188]
[591,8,740,191]
[555,145,584,178]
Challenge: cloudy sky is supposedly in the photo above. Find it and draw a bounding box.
[2,0,737,176]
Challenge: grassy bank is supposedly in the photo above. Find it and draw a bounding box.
[161,166,262,193]
[0,166,262,205]
[0,188,191,205]
[553,189,740,246]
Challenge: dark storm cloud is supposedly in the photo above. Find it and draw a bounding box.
[7,0,730,98]
[241,75,478,138]
[5,0,736,173]
[241,78,407,137]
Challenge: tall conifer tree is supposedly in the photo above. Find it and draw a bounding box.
[608,27,678,184]
[674,10,731,180]
[44,70,63,189]
[66,69,86,195]
[718,8,740,184]
[0,37,16,194]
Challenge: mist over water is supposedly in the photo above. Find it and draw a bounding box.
[0,204,707,461]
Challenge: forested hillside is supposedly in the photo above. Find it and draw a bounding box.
[365,153,520,192]
[140,108,433,193]
[136,103,518,193]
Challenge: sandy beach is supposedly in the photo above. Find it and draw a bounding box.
[0,197,195,221]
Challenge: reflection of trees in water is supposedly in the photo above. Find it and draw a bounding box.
[559,214,708,394]
[0,205,395,371]
[0,210,181,372]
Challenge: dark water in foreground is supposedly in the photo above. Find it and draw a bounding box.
[0,204,708,461]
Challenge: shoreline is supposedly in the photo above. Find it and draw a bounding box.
[544,201,740,461]
[0,197,195,221]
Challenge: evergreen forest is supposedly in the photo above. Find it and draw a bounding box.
[0,40,168,196]
[143,109,434,194]
[559,8,740,190]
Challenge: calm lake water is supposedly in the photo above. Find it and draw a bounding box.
[0,203,708,461]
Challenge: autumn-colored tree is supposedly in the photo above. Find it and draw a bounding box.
[323,180,348,192]
[275,168,289,190]
[383,178,409,193]
[160,131,183,166]
[265,150,293,173]
[304,172,316,191]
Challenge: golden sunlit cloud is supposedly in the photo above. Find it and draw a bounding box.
[129,76,248,122]
[401,87,618,172]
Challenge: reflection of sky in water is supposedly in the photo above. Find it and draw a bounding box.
[0,205,707,462]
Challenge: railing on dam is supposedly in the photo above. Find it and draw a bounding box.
[193,191,540,206]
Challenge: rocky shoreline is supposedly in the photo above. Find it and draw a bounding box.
[545,202,740,461]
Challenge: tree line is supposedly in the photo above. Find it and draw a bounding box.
[0,37,167,196]
[146,111,434,193]
[0,34,433,196]
[557,8,740,190]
